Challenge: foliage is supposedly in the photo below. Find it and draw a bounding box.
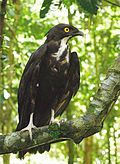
[76,0,101,14]
[40,0,101,18]
[48,123,60,139]
[40,0,53,18]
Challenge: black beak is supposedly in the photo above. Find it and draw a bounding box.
[67,30,84,43]
[72,30,84,37]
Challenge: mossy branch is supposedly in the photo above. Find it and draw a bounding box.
[0,54,120,155]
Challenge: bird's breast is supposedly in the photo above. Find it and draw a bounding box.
[48,47,70,75]
[47,39,70,74]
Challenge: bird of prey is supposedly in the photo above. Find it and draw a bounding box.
[16,23,84,158]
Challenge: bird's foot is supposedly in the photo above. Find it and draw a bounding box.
[59,118,65,124]
[49,118,65,127]
[49,109,65,127]
[21,124,38,140]
[21,113,38,140]
[49,118,60,127]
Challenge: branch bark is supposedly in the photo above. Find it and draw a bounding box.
[0,54,120,155]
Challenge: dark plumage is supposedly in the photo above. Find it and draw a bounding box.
[16,23,84,158]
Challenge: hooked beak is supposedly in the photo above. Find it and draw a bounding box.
[72,30,84,37]
[67,30,84,43]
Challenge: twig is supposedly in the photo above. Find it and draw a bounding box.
[104,0,120,7]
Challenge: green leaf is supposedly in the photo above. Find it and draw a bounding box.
[63,0,72,9]
[77,0,101,15]
[40,0,53,18]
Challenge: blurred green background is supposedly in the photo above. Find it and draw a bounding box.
[0,0,120,163]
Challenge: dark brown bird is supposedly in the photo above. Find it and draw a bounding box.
[16,23,84,158]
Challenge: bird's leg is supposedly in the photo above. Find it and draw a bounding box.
[21,113,37,140]
[49,109,60,126]
[50,109,55,123]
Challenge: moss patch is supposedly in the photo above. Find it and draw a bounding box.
[60,122,68,136]
[48,123,60,139]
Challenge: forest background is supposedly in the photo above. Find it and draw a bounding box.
[0,0,120,164]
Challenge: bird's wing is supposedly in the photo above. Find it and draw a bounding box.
[68,51,80,96]
[17,44,51,158]
[16,44,47,130]
[55,51,80,117]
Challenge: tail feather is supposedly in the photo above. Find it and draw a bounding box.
[18,144,50,159]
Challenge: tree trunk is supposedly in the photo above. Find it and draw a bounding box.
[3,154,10,164]
[1,0,21,163]
[66,6,75,164]
[107,123,111,164]
[113,127,117,164]
[0,1,9,163]
[83,137,93,164]
[0,0,7,48]
[0,0,7,127]
[66,104,75,164]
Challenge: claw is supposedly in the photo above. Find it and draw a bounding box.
[59,118,65,123]
[49,109,61,127]
[21,113,37,140]
[49,118,60,127]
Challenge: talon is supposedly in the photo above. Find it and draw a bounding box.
[21,113,37,140]
[49,119,60,127]
[49,109,60,127]
[59,118,65,123]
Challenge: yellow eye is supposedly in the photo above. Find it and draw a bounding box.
[64,27,69,33]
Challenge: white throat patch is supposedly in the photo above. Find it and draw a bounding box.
[56,37,70,61]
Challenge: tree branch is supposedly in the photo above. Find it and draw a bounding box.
[103,0,120,7]
[0,54,120,155]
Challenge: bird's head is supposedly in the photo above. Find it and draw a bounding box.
[45,23,84,43]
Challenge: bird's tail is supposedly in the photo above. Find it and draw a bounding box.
[18,144,50,159]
